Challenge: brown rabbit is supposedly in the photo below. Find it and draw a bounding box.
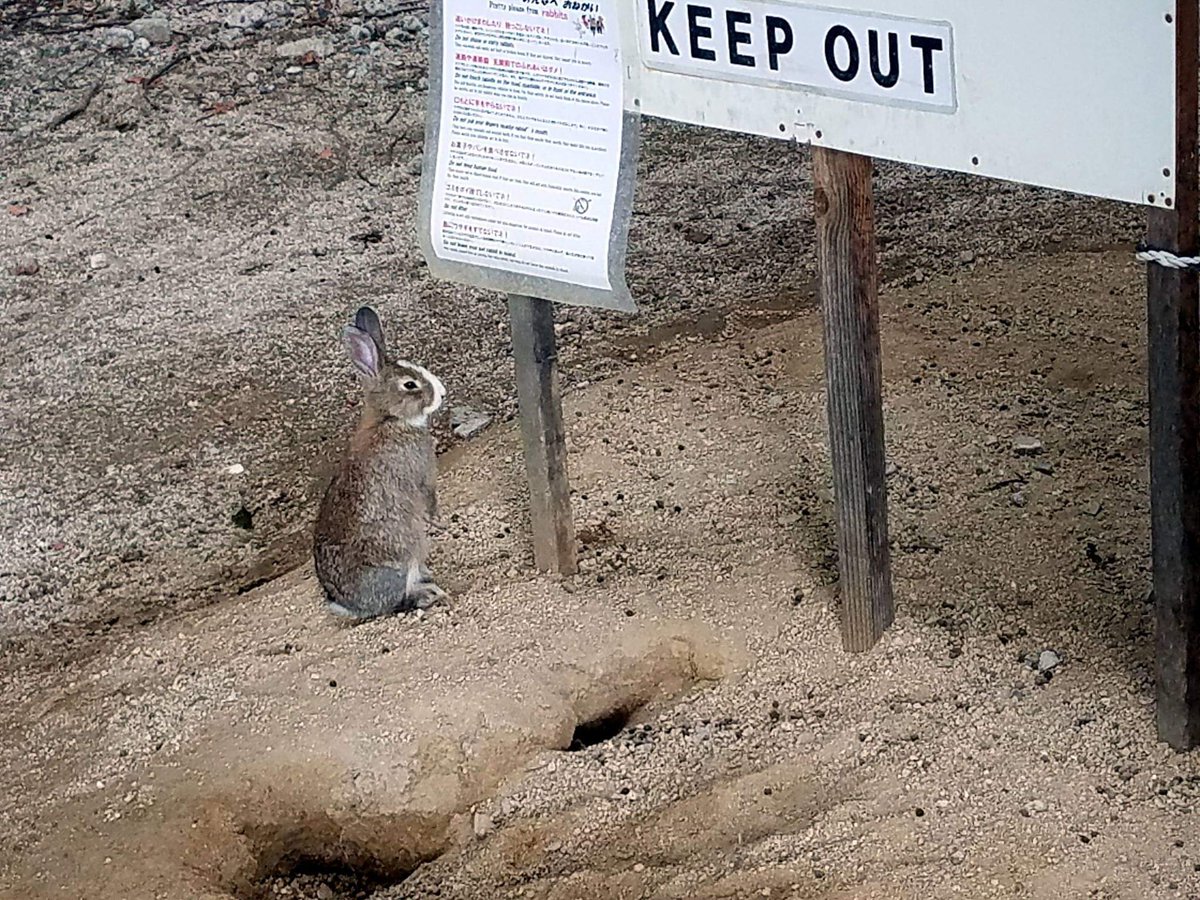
[313,306,447,619]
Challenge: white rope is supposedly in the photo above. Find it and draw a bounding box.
[1136,246,1200,270]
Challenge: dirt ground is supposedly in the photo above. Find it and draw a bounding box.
[2,2,1198,899]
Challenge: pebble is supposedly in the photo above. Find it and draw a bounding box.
[406,155,424,176]
[452,408,491,439]
[225,3,271,30]
[349,23,373,41]
[315,886,333,900]
[131,37,151,55]
[384,26,409,44]
[958,250,977,265]
[103,27,136,51]
[88,252,110,270]
[365,0,411,16]
[276,37,333,59]
[402,14,425,32]
[473,810,494,837]
[225,464,246,476]
[1037,650,1061,672]
[1012,435,1044,456]
[1082,500,1103,517]
[127,16,173,45]
[12,256,39,276]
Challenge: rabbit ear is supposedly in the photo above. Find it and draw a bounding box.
[353,306,387,358]
[342,325,380,379]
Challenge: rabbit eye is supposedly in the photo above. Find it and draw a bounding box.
[403,380,420,391]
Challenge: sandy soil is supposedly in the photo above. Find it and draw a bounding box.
[1,2,1197,899]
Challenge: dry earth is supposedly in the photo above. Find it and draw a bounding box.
[1,2,1197,899]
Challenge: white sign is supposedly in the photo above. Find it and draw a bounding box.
[622,0,1176,207]
[420,0,637,308]
[639,2,954,112]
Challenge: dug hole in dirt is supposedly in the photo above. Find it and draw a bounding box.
[2,1,1200,897]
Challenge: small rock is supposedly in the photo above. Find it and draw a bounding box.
[349,22,373,41]
[633,863,646,873]
[545,841,562,853]
[364,0,409,15]
[554,321,580,338]
[1012,435,1044,456]
[276,36,333,59]
[1037,650,1061,672]
[682,226,711,245]
[103,27,136,50]
[225,3,269,29]
[958,249,976,264]
[1032,461,1054,475]
[473,810,493,838]
[406,155,423,175]
[128,16,173,45]
[12,257,39,276]
[1082,500,1103,517]
[131,37,151,55]
[88,252,110,270]
[315,886,333,900]
[225,463,246,476]
[1011,490,1027,508]
[402,13,425,32]
[451,412,489,441]
[1023,799,1048,815]
[913,269,926,283]
[384,26,409,44]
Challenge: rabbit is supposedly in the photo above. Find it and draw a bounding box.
[312,305,448,619]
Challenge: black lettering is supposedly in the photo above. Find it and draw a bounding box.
[824,25,859,83]
[765,15,793,71]
[646,0,678,55]
[868,30,899,88]
[725,9,754,67]
[910,34,944,94]
[687,4,716,61]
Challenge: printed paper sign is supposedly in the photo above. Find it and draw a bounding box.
[428,0,626,292]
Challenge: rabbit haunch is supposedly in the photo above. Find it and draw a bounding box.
[312,306,448,619]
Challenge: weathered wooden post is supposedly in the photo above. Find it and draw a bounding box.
[508,295,578,575]
[1146,0,1200,750]
[812,148,894,652]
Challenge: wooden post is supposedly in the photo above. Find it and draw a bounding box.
[508,294,578,575]
[812,147,895,652]
[1148,0,1200,750]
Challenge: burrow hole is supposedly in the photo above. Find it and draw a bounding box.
[251,856,405,900]
[567,706,638,751]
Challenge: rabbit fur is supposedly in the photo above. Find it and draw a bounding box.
[313,305,447,618]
